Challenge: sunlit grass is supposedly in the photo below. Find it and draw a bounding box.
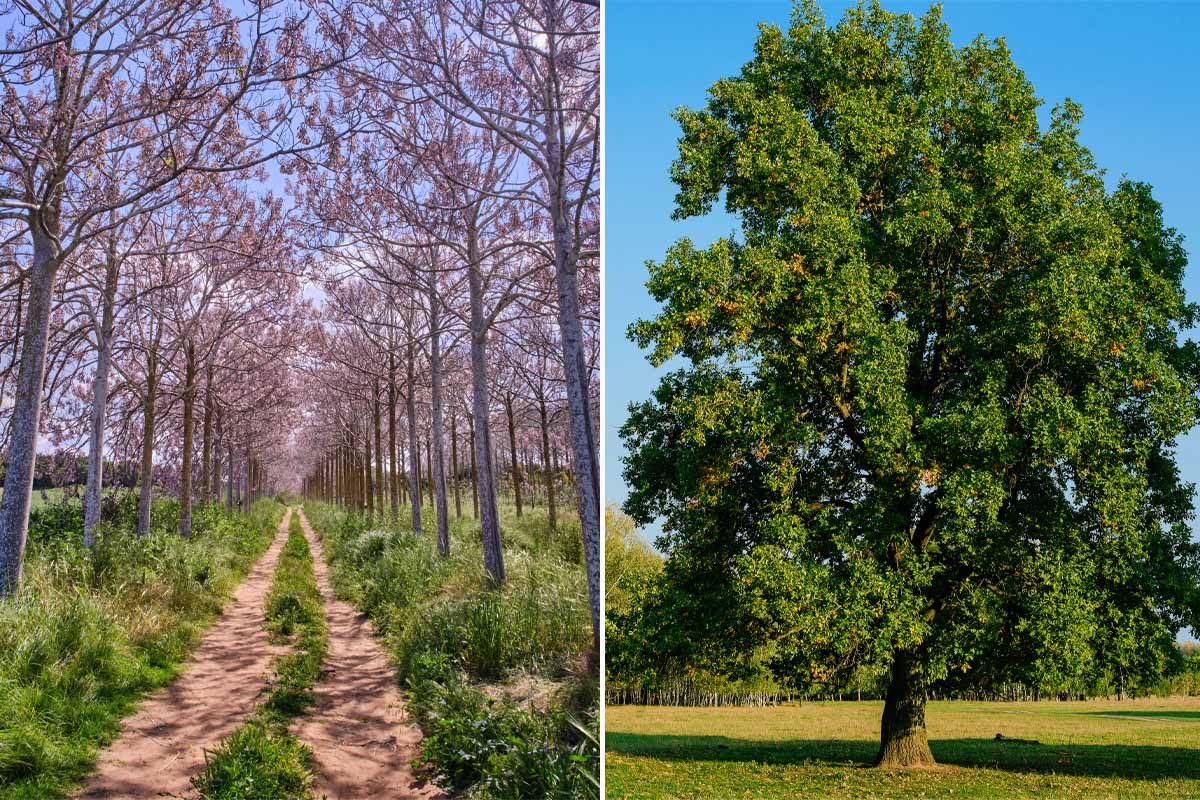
[606,698,1200,799]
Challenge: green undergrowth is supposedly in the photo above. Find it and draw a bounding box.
[192,510,327,800]
[0,496,283,800]
[306,499,599,799]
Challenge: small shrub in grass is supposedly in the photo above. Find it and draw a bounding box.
[191,718,314,800]
[407,666,598,799]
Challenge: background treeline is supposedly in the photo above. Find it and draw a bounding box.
[606,507,1200,708]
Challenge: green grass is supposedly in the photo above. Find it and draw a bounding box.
[192,510,326,800]
[0,497,284,800]
[307,496,599,799]
[606,698,1200,799]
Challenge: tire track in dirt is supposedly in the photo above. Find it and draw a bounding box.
[75,508,294,799]
[292,507,445,800]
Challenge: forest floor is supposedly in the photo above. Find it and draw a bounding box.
[289,508,443,800]
[607,698,1200,799]
[75,509,293,798]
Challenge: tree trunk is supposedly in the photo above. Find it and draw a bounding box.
[180,340,197,538]
[137,346,160,538]
[429,295,451,557]
[226,439,235,510]
[504,394,523,517]
[388,351,399,521]
[405,334,423,535]
[451,411,462,519]
[364,418,375,517]
[468,411,479,520]
[876,649,935,767]
[549,192,601,651]
[538,397,557,531]
[373,381,384,518]
[467,231,504,584]
[84,245,120,547]
[200,361,214,504]
[0,222,60,595]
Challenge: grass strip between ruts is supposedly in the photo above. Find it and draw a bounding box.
[192,510,328,800]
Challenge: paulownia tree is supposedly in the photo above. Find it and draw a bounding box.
[621,1,1200,767]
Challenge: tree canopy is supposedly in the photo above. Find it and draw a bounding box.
[621,0,1200,767]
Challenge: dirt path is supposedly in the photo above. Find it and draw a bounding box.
[76,508,294,799]
[292,508,445,800]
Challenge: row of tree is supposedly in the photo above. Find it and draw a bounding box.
[0,0,600,655]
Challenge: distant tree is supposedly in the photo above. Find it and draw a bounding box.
[622,1,1200,767]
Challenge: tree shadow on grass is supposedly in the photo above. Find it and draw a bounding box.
[606,733,1200,781]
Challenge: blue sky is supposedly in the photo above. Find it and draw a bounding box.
[605,0,1200,554]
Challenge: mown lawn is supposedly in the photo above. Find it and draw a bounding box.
[606,697,1200,799]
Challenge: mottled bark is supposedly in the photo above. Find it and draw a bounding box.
[451,411,462,519]
[179,340,197,538]
[0,222,60,595]
[429,295,451,557]
[84,246,120,547]
[200,362,214,503]
[137,344,160,538]
[538,397,557,531]
[549,168,600,649]
[467,229,504,583]
[504,393,523,517]
[405,335,422,535]
[373,381,385,517]
[388,351,399,521]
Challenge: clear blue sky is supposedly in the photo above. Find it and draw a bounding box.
[605,0,1200,555]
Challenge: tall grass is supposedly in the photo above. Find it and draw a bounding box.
[305,499,598,799]
[0,496,283,800]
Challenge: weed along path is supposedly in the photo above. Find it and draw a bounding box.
[76,509,294,799]
[291,507,445,800]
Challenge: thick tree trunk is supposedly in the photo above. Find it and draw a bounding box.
[0,224,60,595]
[137,347,160,538]
[180,341,197,538]
[504,394,523,517]
[405,336,423,535]
[84,246,120,547]
[467,229,504,582]
[876,649,936,767]
[429,298,451,557]
[538,397,557,531]
[548,163,601,651]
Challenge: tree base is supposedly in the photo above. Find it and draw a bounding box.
[875,728,936,768]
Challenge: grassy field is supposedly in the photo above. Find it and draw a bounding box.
[606,697,1200,799]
